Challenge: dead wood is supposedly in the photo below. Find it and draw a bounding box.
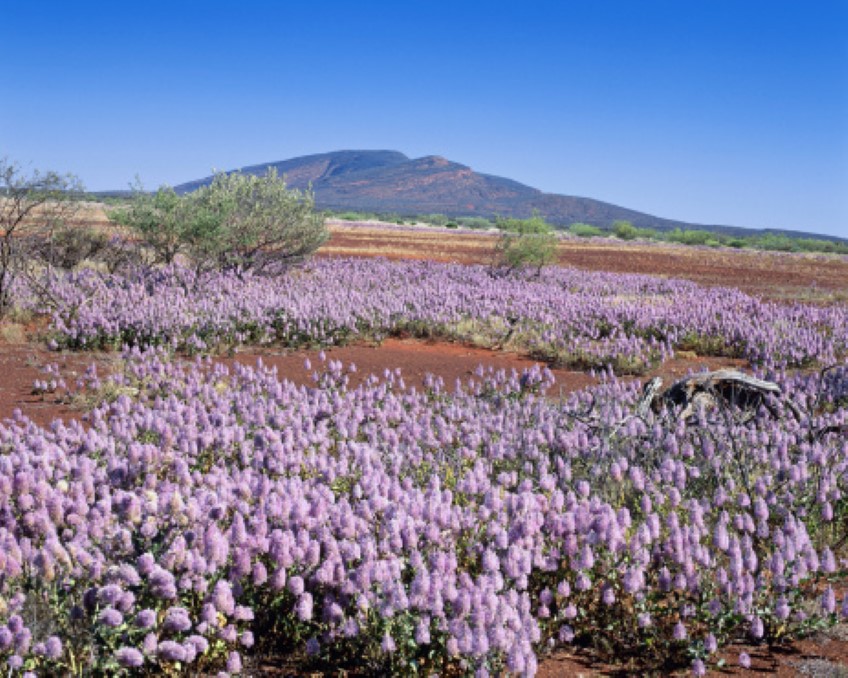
[639,369,782,422]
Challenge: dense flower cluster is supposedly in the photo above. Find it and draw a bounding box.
[1,348,846,675]
[30,259,847,371]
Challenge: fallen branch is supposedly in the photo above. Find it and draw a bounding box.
[639,369,782,423]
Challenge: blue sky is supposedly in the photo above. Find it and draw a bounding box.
[2,1,846,237]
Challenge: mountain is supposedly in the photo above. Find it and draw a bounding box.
[172,150,839,240]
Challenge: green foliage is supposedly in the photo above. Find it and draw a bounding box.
[108,182,191,265]
[793,237,848,254]
[110,169,328,275]
[635,226,658,239]
[420,213,449,226]
[664,228,719,246]
[661,228,848,254]
[457,216,494,229]
[333,210,379,222]
[568,222,605,238]
[612,220,638,240]
[191,168,328,275]
[493,215,558,275]
[611,220,659,241]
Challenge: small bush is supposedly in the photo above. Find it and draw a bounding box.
[108,184,190,265]
[568,223,605,238]
[458,217,494,230]
[30,225,110,271]
[0,158,84,317]
[494,215,558,276]
[612,220,638,240]
[191,168,328,275]
[665,228,718,246]
[419,214,449,226]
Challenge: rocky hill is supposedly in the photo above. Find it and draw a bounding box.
[172,150,837,240]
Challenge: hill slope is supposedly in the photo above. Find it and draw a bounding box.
[172,150,839,240]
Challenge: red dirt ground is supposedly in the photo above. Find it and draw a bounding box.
[0,336,747,427]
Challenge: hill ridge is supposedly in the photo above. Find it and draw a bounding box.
[167,150,843,242]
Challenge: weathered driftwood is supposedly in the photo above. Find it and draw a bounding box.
[639,369,782,422]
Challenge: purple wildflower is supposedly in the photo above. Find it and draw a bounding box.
[115,647,145,668]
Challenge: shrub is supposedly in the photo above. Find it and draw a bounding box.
[665,228,719,246]
[568,223,604,238]
[493,215,558,276]
[0,158,84,317]
[612,220,638,240]
[28,224,110,271]
[110,169,328,276]
[190,168,328,275]
[754,233,801,252]
[458,217,494,230]
[108,183,192,265]
[634,226,658,240]
[334,211,374,222]
[420,213,449,226]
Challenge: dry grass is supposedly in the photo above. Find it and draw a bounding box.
[0,322,27,344]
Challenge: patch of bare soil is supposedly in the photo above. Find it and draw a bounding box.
[0,338,117,427]
[535,627,848,677]
[0,334,745,428]
[220,338,746,402]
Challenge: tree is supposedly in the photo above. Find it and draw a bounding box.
[110,168,328,276]
[108,182,198,265]
[492,214,558,277]
[191,168,328,275]
[0,158,84,317]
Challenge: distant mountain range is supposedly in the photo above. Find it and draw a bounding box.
[122,150,837,241]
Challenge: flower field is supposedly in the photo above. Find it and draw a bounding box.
[38,259,848,372]
[1,258,847,676]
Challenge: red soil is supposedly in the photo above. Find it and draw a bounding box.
[0,336,745,427]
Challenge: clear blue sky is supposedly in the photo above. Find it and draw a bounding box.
[2,0,846,237]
